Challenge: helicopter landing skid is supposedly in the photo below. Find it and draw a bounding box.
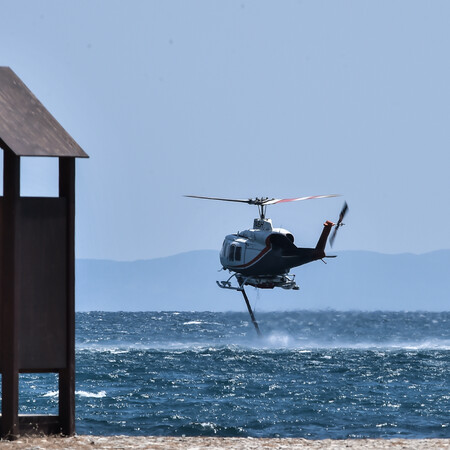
[240,274,299,291]
[217,273,299,291]
[216,273,243,291]
[216,280,242,291]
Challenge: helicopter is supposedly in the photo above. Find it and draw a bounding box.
[185,195,348,335]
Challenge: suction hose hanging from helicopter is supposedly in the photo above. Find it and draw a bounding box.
[240,286,262,337]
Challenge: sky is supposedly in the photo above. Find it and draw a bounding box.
[1,1,450,261]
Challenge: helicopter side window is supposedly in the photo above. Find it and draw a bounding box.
[228,245,235,261]
[234,246,242,261]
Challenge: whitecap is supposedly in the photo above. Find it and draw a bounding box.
[43,390,59,398]
[75,390,106,398]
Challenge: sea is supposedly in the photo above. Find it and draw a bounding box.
[17,311,450,439]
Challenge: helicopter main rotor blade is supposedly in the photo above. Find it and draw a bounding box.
[330,202,349,247]
[185,194,340,206]
[184,195,252,204]
[263,194,340,205]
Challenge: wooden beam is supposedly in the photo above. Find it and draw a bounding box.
[1,150,20,439]
[58,158,76,436]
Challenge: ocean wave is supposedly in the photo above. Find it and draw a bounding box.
[24,312,450,439]
[75,337,450,353]
[43,390,59,398]
[173,421,246,437]
[76,390,107,398]
[43,388,106,399]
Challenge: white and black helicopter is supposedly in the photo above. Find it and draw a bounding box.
[186,195,348,335]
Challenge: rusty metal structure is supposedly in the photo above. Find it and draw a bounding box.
[0,67,88,438]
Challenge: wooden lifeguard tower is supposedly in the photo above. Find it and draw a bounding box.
[0,67,88,438]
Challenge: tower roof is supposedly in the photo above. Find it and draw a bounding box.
[0,67,88,158]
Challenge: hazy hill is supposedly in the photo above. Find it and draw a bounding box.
[76,250,450,312]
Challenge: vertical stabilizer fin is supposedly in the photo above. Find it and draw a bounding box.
[316,220,334,252]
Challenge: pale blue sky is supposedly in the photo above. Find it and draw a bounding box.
[1,1,450,260]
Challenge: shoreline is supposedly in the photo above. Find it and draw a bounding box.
[0,436,449,449]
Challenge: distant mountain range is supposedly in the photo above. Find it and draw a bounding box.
[76,250,450,312]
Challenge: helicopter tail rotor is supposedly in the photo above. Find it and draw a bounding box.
[329,202,349,247]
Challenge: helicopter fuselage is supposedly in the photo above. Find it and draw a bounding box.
[186,194,347,333]
[220,218,333,279]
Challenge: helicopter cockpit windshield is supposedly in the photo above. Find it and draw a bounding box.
[228,244,242,262]
[221,237,246,265]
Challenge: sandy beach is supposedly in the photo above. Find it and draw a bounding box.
[0,436,449,449]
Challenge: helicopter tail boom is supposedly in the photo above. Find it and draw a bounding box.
[315,220,335,255]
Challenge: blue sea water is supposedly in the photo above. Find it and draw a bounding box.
[17,311,450,439]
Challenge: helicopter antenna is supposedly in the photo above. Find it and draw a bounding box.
[185,194,340,220]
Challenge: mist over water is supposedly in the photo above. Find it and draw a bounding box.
[76,311,450,351]
[16,311,450,438]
